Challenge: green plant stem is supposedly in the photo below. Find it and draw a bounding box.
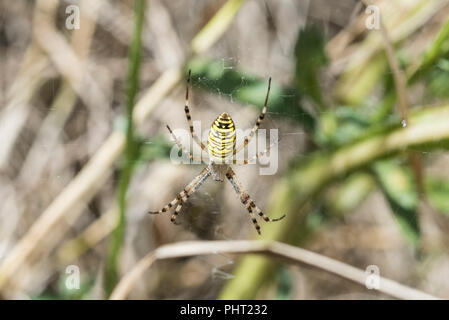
[219,104,449,299]
[408,16,449,84]
[104,0,146,297]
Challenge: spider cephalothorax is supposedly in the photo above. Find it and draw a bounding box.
[149,70,285,235]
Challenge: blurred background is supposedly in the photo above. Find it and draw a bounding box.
[1,0,449,300]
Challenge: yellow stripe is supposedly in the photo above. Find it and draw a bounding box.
[208,141,234,149]
[211,130,234,137]
[213,127,235,133]
[216,119,233,124]
[210,134,234,142]
[209,142,234,149]
[209,133,235,142]
[210,141,234,147]
[213,121,233,127]
[215,120,234,126]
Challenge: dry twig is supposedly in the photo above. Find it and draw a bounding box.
[110,240,439,300]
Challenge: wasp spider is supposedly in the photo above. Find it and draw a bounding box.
[149,70,286,235]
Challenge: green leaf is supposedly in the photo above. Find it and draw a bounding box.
[135,135,172,163]
[186,57,315,132]
[294,25,328,109]
[315,106,372,147]
[425,176,449,216]
[427,59,449,99]
[372,160,419,246]
[275,267,292,300]
[326,172,375,217]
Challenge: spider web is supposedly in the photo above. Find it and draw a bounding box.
[137,0,312,299]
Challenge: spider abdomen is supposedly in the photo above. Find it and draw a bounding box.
[208,112,236,159]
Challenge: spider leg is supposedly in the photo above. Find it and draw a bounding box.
[170,203,184,225]
[148,196,180,215]
[170,168,211,225]
[149,167,211,225]
[233,77,271,157]
[229,137,280,165]
[148,167,209,215]
[166,125,208,163]
[225,167,285,235]
[184,70,207,152]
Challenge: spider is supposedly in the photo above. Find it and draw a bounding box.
[149,70,286,235]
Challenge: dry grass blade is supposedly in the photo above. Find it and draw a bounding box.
[57,206,118,266]
[0,132,125,290]
[361,0,409,124]
[18,0,99,188]
[0,46,48,170]
[110,240,439,300]
[0,0,59,170]
[33,18,107,112]
[0,0,247,292]
[333,0,448,79]
[363,0,425,195]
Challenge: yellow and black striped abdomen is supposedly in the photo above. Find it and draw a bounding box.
[208,112,236,159]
